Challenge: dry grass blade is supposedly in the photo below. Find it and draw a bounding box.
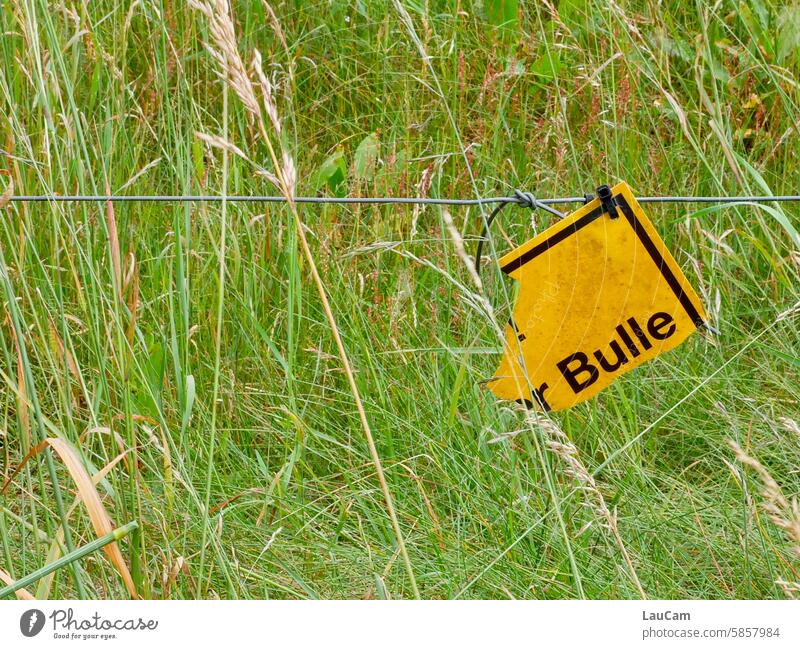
[163,555,193,599]
[187,0,259,115]
[6,315,31,451]
[251,49,281,134]
[47,314,81,383]
[0,567,35,600]
[0,170,13,209]
[116,157,162,194]
[195,131,249,161]
[777,579,800,599]
[729,441,800,560]
[2,439,138,597]
[37,450,132,599]
[780,417,800,440]
[777,300,800,323]
[124,252,139,346]
[105,182,122,304]
[441,208,483,291]
[260,1,289,61]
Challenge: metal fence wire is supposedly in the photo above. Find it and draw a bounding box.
[8,189,800,276]
[11,192,800,204]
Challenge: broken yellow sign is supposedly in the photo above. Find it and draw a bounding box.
[488,181,707,412]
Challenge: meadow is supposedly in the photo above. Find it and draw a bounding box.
[1,0,799,599]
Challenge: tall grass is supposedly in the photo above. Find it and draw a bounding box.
[0,0,799,599]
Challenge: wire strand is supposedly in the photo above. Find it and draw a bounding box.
[9,194,800,204]
[9,195,522,204]
[10,191,798,278]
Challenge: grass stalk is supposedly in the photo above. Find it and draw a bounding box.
[0,521,138,600]
[197,85,232,598]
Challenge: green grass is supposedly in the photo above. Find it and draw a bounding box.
[1,0,799,599]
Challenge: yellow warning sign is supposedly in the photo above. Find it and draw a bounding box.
[488,181,707,411]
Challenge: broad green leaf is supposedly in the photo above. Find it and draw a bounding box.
[530,51,561,79]
[145,341,165,396]
[314,149,347,196]
[778,7,800,63]
[353,132,379,181]
[654,32,694,64]
[487,0,518,33]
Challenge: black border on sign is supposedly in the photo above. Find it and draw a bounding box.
[499,205,604,274]
[499,193,705,327]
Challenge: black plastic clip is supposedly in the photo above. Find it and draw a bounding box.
[596,184,619,218]
[583,193,594,205]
